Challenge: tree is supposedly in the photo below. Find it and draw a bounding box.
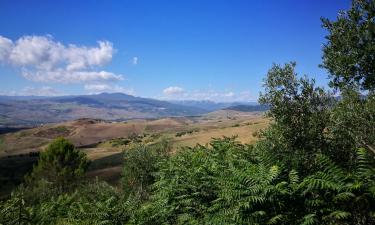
[258,62,333,172]
[321,0,375,91]
[321,0,375,164]
[26,137,90,193]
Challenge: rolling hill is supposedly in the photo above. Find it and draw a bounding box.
[0,93,267,127]
[0,93,208,126]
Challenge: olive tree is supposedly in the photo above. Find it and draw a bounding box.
[322,0,375,91]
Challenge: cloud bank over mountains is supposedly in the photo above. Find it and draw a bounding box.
[0,35,122,83]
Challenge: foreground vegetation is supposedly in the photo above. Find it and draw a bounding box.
[1,0,375,224]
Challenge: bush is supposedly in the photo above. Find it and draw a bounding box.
[122,139,171,200]
[0,180,133,225]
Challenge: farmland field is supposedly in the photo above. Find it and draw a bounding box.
[0,110,268,198]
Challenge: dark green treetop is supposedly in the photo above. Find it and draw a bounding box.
[27,137,90,192]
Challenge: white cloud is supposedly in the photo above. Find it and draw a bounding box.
[0,86,62,96]
[0,35,122,83]
[0,36,13,62]
[132,56,138,65]
[84,84,135,95]
[163,86,184,96]
[161,86,255,102]
[223,91,234,97]
[22,69,123,83]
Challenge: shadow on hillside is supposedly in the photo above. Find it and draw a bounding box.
[88,152,124,171]
[87,152,124,185]
[0,153,39,199]
[0,127,32,135]
[0,151,125,199]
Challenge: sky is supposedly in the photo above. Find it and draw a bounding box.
[0,0,351,102]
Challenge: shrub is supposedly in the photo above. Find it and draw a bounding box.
[122,139,171,200]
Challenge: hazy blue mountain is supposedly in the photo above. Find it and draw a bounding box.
[0,93,209,126]
[0,93,268,127]
[225,104,269,112]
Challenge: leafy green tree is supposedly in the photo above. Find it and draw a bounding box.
[26,137,90,193]
[321,0,375,91]
[259,62,333,172]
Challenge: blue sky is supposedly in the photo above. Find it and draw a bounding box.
[0,0,350,102]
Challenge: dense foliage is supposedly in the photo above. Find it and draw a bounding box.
[134,138,375,224]
[258,62,333,172]
[321,0,375,91]
[1,0,375,224]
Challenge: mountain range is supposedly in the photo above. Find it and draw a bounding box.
[0,93,264,127]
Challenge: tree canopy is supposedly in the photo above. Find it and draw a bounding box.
[26,137,90,192]
[322,0,375,91]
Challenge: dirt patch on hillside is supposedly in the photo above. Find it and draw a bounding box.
[68,122,146,147]
[145,118,188,132]
[33,126,72,139]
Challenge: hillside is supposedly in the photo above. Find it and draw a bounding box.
[0,93,270,127]
[0,110,267,158]
[0,111,268,198]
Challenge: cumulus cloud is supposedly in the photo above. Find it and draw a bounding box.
[22,69,122,83]
[0,36,13,62]
[0,35,122,83]
[132,56,138,65]
[163,86,184,96]
[84,84,135,95]
[161,86,254,102]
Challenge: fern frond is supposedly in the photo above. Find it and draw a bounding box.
[267,214,284,224]
[300,214,318,225]
[327,210,351,220]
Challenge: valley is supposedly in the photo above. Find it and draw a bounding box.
[0,109,268,198]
